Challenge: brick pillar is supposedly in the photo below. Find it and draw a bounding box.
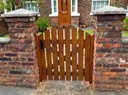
[0,9,39,87]
[92,6,128,90]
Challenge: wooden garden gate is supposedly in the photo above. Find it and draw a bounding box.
[36,27,94,83]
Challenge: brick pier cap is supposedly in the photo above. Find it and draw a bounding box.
[92,6,128,15]
[1,8,39,17]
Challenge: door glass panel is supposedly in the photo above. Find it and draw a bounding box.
[54,0,57,12]
[72,0,75,12]
[61,0,68,11]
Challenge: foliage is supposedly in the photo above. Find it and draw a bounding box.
[0,0,5,11]
[0,0,15,12]
[122,31,128,37]
[4,0,13,11]
[123,17,128,31]
[37,17,51,32]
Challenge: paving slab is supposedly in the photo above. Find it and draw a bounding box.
[34,81,128,95]
[0,85,36,95]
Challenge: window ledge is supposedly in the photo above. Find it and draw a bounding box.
[90,12,93,16]
[71,13,80,16]
[49,14,58,17]
[49,13,80,17]
[0,37,10,44]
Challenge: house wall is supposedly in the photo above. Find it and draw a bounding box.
[79,0,92,27]
[39,0,128,27]
[0,16,7,36]
[110,0,128,8]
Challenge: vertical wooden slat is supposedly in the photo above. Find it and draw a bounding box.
[78,30,84,80]
[36,34,43,81]
[45,30,53,80]
[51,28,59,80]
[36,33,47,81]
[72,28,77,80]
[41,33,47,80]
[58,27,65,80]
[89,34,94,84]
[85,32,91,81]
[65,27,71,80]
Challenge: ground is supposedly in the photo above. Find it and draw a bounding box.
[0,85,36,95]
[34,81,128,95]
[0,81,128,95]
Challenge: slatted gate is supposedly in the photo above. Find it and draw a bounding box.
[36,27,94,83]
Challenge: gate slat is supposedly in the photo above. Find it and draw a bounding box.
[89,34,94,83]
[58,27,65,80]
[85,32,91,81]
[36,33,47,81]
[36,34,43,81]
[41,33,47,80]
[45,30,53,80]
[78,30,84,80]
[51,28,59,80]
[65,27,71,80]
[72,28,77,80]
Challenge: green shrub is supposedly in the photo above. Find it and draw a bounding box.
[37,17,50,32]
[123,17,128,31]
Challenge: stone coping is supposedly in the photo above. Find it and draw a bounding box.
[121,37,128,43]
[0,37,10,43]
[92,6,128,15]
[1,8,39,17]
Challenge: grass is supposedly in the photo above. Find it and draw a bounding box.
[84,28,94,35]
[84,28,128,37]
[0,34,10,38]
[38,27,128,38]
[122,31,128,37]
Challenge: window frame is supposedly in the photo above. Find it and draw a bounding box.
[49,0,80,17]
[49,0,58,16]
[91,0,110,11]
[71,0,80,16]
[24,0,39,13]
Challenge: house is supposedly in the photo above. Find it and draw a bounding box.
[1,0,128,27]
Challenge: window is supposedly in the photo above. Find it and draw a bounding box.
[49,0,58,16]
[49,0,80,17]
[92,0,110,11]
[71,0,79,16]
[53,0,57,13]
[24,1,39,12]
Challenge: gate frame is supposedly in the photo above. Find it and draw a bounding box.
[36,27,94,83]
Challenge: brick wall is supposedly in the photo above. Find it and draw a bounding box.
[79,0,92,27]
[0,16,7,36]
[110,0,128,8]
[93,14,128,90]
[0,16,39,87]
[38,0,51,17]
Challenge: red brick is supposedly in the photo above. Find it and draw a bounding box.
[97,38,111,43]
[120,64,128,68]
